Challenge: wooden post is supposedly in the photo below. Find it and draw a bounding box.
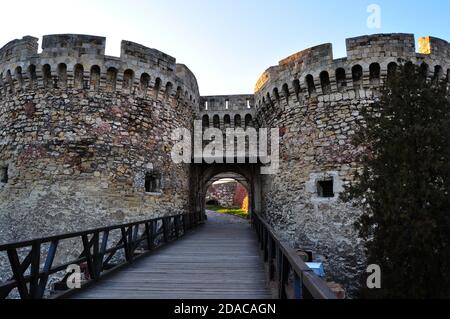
[37,240,58,298]
[279,255,289,299]
[145,221,153,250]
[29,242,41,298]
[99,230,109,272]
[267,238,275,281]
[7,248,30,299]
[294,272,303,299]
[162,218,169,243]
[174,216,180,238]
[121,227,131,262]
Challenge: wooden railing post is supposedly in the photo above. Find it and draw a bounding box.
[92,232,100,280]
[263,230,269,261]
[7,248,30,299]
[37,240,58,298]
[294,272,303,299]
[162,218,169,243]
[268,237,275,281]
[99,231,109,273]
[29,242,41,298]
[182,215,187,234]
[174,216,180,238]
[145,221,154,250]
[279,255,290,299]
[121,227,131,262]
[252,212,337,300]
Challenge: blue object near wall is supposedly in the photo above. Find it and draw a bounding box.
[305,262,326,277]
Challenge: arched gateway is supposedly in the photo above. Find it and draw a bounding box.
[191,162,262,221]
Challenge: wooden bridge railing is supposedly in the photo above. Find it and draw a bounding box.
[0,212,201,299]
[253,212,337,299]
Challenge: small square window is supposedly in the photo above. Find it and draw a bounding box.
[145,172,161,193]
[317,179,334,198]
[0,167,8,184]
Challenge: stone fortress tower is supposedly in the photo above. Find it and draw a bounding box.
[0,33,449,293]
[253,34,450,291]
[0,34,199,242]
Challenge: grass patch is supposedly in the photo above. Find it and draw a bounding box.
[206,205,249,219]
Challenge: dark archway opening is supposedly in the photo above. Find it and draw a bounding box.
[191,162,261,223]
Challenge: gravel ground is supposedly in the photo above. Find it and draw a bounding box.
[205,210,250,225]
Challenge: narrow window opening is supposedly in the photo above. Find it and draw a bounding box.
[305,74,316,95]
[224,114,231,127]
[123,69,134,92]
[90,65,101,90]
[369,63,381,85]
[225,100,229,110]
[320,71,331,94]
[282,83,289,103]
[247,99,251,109]
[205,101,208,110]
[387,62,398,81]
[213,115,220,128]
[336,68,347,90]
[317,179,334,198]
[293,79,301,98]
[433,65,443,83]
[419,63,429,80]
[106,67,117,92]
[245,114,253,128]
[234,114,242,127]
[202,115,210,129]
[352,65,363,88]
[42,64,52,88]
[74,64,84,89]
[0,166,8,184]
[145,172,161,193]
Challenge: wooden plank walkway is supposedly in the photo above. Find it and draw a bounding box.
[70,211,273,299]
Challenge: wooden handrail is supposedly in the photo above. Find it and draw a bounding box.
[0,212,202,299]
[253,212,337,299]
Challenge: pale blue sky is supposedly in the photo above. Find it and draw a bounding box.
[1,0,449,95]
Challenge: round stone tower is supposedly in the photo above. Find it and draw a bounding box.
[0,34,199,242]
[254,33,450,294]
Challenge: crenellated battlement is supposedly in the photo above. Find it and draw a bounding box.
[0,34,199,108]
[198,95,256,129]
[255,33,450,107]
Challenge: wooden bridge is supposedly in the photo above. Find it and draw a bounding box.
[0,211,336,300]
[70,212,272,299]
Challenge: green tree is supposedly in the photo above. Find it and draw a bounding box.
[344,63,450,298]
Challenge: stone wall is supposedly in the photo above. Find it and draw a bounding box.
[206,181,248,208]
[254,33,450,296]
[206,181,238,208]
